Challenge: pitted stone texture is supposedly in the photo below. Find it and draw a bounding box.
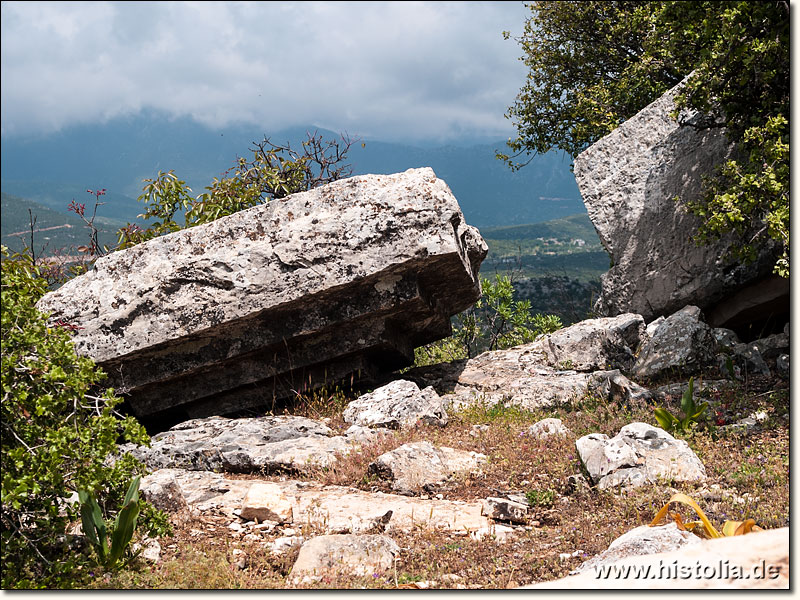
[576,422,706,490]
[632,306,716,378]
[369,441,487,496]
[123,415,358,473]
[36,168,487,425]
[342,380,447,429]
[574,79,773,322]
[290,534,400,583]
[541,313,646,372]
[573,523,701,574]
[140,470,189,513]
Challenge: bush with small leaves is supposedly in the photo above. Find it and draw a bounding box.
[0,246,168,589]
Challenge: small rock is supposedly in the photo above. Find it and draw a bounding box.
[290,534,400,583]
[268,536,304,555]
[527,418,570,439]
[470,424,489,437]
[228,522,244,532]
[776,354,789,378]
[565,473,591,496]
[482,497,529,524]
[342,380,448,429]
[240,482,294,524]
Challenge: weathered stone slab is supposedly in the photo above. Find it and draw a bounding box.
[140,468,493,536]
[574,79,776,323]
[290,534,400,583]
[122,415,360,473]
[35,168,487,427]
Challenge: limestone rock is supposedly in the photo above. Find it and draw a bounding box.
[140,470,189,513]
[342,380,447,429]
[574,78,774,322]
[522,527,789,589]
[290,534,400,583]
[369,441,487,495]
[527,418,570,439]
[406,344,590,410]
[240,483,293,523]
[124,415,353,474]
[730,342,771,376]
[588,370,654,405]
[482,497,529,524]
[776,354,789,379]
[36,168,487,428]
[149,468,492,536]
[632,306,716,378]
[576,423,706,490]
[573,523,701,574]
[541,313,646,372]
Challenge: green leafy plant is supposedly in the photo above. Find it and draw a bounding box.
[78,476,142,570]
[117,131,356,250]
[413,274,562,366]
[653,377,708,433]
[0,246,166,588]
[525,489,556,508]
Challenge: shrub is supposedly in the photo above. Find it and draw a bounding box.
[0,246,166,588]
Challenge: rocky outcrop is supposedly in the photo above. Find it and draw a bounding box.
[405,314,647,410]
[35,168,487,428]
[576,422,706,490]
[122,415,377,474]
[574,79,777,324]
[632,306,716,378]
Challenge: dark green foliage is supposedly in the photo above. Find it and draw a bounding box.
[0,246,167,588]
[502,1,789,276]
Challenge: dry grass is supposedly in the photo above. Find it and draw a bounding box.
[93,371,789,589]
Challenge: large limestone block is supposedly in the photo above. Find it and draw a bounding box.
[342,379,448,429]
[290,534,400,583]
[576,422,706,490]
[36,168,487,426]
[574,79,775,322]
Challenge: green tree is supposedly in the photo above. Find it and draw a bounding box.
[413,274,562,366]
[118,131,356,249]
[1,246,167,588]
[501,1,789,276]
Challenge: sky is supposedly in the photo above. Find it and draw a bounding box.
[0,1,531,144]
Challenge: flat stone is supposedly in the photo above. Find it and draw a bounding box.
[290,534,400,583]
[36,168,487,428]
[123,415,354,474]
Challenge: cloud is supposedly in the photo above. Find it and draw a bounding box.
[0,0,529,142]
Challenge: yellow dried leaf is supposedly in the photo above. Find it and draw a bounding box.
[650,493,721,538]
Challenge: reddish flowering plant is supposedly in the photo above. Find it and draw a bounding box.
[68,200,86,217]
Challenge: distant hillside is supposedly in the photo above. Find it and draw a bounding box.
[1,192,122,255]
[1,113,583,228]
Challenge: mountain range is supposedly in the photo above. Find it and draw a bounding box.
[1,112,584,228]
